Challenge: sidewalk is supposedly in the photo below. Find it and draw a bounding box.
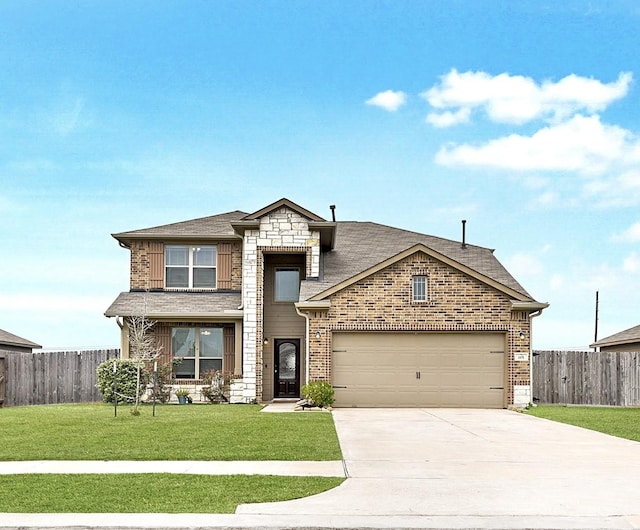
[0,459,345,477]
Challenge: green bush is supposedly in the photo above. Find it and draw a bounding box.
[301,380,335,408]
[148,362,172,403]
[96,359,149,404]
[201,370,234,403]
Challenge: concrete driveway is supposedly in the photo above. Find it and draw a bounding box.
[239,408,640,528]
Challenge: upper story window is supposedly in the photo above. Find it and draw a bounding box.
[275,267,300,302]
[412,275,428,302]
[165,245,216,289]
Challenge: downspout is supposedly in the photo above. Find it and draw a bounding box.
[115,316,127,359]
[295,305,311,385]
[529,309,544,404]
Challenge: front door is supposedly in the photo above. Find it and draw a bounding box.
[274,339,300,397]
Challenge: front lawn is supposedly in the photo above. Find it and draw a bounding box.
[0,474,344,513]
[527,405,640,442]
[0,403,342,461]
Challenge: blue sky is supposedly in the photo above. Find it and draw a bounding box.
[1,1,639,350]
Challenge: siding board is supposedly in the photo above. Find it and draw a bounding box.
[217,243,232,289]
[224,326,235,374]
[149,242,164,289]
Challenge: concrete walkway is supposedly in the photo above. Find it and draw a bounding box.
[0,459,344,477]
[2,408,640,529]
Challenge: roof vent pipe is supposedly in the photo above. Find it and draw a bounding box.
[461,219,467,249]
[330,205,336,222]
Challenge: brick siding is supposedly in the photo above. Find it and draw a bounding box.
[307,251,531,406]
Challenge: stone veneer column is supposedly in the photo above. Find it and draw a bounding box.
[241,232,258,402]
[241,206,321,403]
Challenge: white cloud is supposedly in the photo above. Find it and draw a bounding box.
[550,274,565,290]
[435,114,636,175]
[523,176,550,190]
[623,252,640,273]
[531,191,560,208]
[422,70,632,126]
[584,170,640,208]
[365,90,407,112]
[613,221,640,242]
[426,108,470,128]
[504,252,544,277]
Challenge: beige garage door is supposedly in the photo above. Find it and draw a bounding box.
[332,332,506,408]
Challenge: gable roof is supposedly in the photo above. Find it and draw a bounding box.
[590,324,640,349]
[300,221,533,301]
[242,197,327,222]
[0,328,41,350]
[110,199,539,305]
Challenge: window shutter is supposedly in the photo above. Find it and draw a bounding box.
[217,243,232,289]
[154,324,171,365]
[223,326,235,374]
[149,242,165,289]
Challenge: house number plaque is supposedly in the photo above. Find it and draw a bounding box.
[514,351,529,362]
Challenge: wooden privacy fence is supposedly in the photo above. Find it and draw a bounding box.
[533,350,640,406]
[0,349,119,407]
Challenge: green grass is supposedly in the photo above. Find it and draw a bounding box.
[0,474,344,513]
[0,403,342,461]
[527,405,640,441]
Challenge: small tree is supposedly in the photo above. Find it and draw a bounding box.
[127,313,162,415]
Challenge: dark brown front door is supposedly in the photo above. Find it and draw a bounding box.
[274,339,300,397]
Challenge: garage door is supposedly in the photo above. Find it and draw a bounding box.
[332,332,506,408]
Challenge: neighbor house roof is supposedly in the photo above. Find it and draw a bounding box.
[590,324,640,349]
[105,292,242,319]
[0,328,42,350]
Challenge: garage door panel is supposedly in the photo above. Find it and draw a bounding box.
[332,332,505,408]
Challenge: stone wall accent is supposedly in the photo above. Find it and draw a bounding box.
[513,385,531,408]
[241,206,321,403]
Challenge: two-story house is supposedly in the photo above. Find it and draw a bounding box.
[105,198,547,408]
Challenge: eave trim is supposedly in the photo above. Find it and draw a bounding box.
[294,301,332,311]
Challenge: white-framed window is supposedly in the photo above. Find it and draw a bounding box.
[412,275,428,302]
[165,245,216,289]
[274,267,300,302]
[171,327,223,379]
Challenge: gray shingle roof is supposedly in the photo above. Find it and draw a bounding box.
[0,328,42,349]
[591,324,640,348]
[300,221,532,301]
[108,203,538,318]
[105,292,242,318]
[113,211,247,241]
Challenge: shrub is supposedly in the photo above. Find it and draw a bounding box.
[148,362,173,403]
[96,359,149,404]
[301,380,335,408]
[201,370,234,403]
